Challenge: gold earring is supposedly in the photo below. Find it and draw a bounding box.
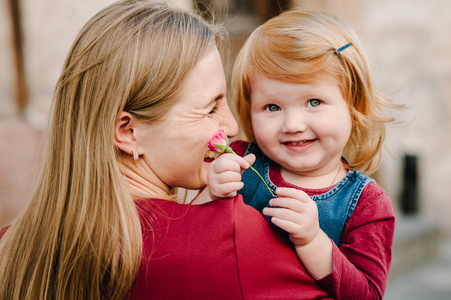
[132,150,139,161]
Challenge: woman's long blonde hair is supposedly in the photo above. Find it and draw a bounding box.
[0,1,223,299]
[233,9,394,174]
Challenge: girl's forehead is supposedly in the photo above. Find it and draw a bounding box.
[249,71,340,88]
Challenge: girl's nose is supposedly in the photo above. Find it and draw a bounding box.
[282,111,307,133]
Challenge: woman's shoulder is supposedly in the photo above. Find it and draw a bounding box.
[135,197,238,233]
[132,195,331,299]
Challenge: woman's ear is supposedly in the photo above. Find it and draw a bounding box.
[114,111,140,156]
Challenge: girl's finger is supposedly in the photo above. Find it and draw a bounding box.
[263,207,303,224]
[215,182,244,196]
[216,153,250,172]
[270,217,300,234]
[275,187,311,203]
[243,154,256,167]
[268,197,304,213]
[213,171,242,185]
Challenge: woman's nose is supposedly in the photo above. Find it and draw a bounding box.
[221,101,239,138]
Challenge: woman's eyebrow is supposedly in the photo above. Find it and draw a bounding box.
[213,93,225,102]
[205,93,225,107]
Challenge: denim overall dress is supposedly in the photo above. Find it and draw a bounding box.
[239,143,374,247]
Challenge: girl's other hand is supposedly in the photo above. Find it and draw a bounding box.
[264,187,333,278]
[263,187,320,247]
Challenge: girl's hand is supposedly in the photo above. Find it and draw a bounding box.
[263,187,320,247]
[208,153,256,199]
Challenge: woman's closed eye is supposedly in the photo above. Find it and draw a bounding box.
[209,94,225,115]
[265,104,280,112]
[307,99,322,108]
[209,104,219,114]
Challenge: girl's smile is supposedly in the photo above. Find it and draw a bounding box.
[282,139,317,152]
[282,138,317,146]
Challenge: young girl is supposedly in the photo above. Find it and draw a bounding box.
[206,9,395,299]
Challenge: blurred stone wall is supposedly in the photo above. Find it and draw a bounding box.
[0,0,192,124]
[359,0,451,230]
[0,0,117,124]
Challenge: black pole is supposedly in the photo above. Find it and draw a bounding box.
[401,154,419,215]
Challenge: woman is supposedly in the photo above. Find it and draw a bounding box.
[0,1,331,299]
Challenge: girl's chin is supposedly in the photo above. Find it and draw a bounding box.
[279,159,319,172]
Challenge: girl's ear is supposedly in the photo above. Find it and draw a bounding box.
[114,111,140,156]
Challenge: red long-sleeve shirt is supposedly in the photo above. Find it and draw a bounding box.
[0,197,331,299]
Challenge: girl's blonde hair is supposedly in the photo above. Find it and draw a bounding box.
[0,1,223,299]
[233,9,393,174]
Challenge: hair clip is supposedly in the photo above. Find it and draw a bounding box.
[334,43,353,55]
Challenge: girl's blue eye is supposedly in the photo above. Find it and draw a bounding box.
[266,104,280,112]
[307,99,322,107]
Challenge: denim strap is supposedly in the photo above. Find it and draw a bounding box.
[239,143,373,247]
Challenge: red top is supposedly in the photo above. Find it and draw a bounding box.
[129,195,332,299]
[232,140,395,299]
[0,197,331,299]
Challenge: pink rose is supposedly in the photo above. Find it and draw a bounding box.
[207,130,276,197]
[207,130,234,154]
